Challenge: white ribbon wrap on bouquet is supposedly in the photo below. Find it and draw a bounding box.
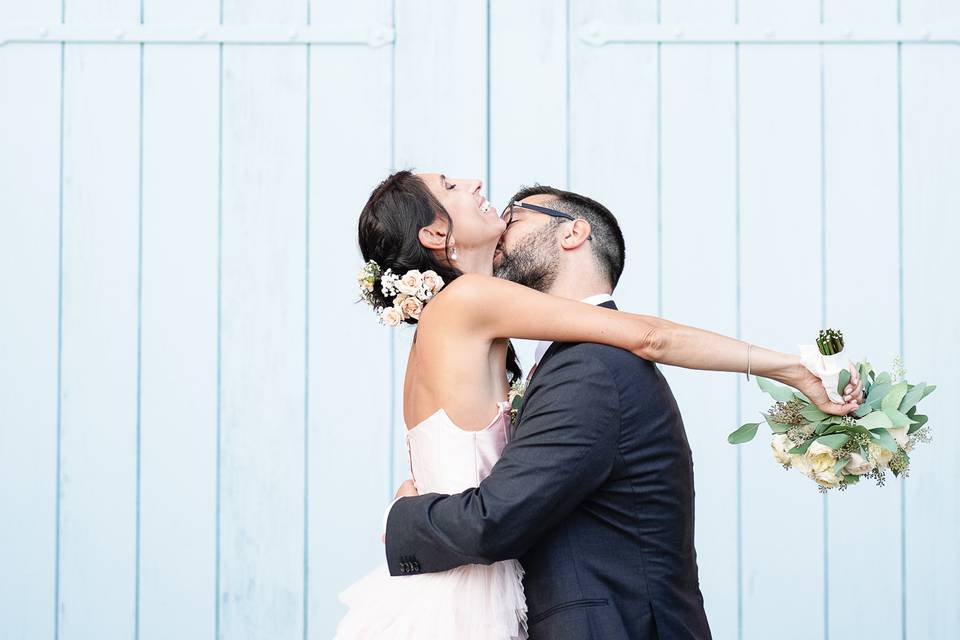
[799,344,852,405]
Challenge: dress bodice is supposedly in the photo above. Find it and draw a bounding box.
[405,401,512,495]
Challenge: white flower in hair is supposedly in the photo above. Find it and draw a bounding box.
[397,270,424,295]
[380,306,403,327]
[395,294,424,320]
[356,260,446,325]
[422,270,444,297]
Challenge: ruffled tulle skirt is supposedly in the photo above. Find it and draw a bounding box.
[334,559,528,639]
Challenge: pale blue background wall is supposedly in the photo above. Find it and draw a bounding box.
[1,1,958,638]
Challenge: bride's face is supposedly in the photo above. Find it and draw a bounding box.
[417,173,505,254]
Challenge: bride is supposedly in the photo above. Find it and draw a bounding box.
[335,170,862,639]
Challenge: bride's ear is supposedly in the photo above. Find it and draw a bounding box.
[418,222,448,252]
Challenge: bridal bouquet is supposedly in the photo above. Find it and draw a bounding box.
[728,329,936,491]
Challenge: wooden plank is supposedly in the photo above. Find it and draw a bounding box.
[658,39,739,640]
[0,2,62,636]
[659,6,739,639]
[393,0,485,177]
[307,0,393,635]
[901,40,960,640]
[488,0,566,207]
[137,1,220,638]
[569,0,658,317]
[821,43,901,640]
[218,0,308,637]
[820,3,902,632]
[392,0,487,488]
[738,43,825,640]
[56,1,141,639]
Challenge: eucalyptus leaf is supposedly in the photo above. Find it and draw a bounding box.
[853,403,874,418]
[882,381,909,413]
[898,383,926,414]
[875,371,892,385]
[837,369,852,396]
[920,384,937,400]
[907,414,928,434]
[817,433,850,450]
[801,405,831,423]
[856,411,894,430]
[869,428,897,453]
[728,422,760,444]
[865,382,892,407]
[834,456,851,475]
[789,439,816,455]
[843,473,861,485]
[883,408,913,429]
[757,377,798,403]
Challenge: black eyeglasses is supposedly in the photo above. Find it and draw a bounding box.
[501,201,593,240]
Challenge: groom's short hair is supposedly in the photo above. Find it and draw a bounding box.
[508,185,626,289]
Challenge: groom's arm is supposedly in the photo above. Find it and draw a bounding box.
[385,347,622,576]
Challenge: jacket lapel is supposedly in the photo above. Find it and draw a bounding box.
[512,299,618,435]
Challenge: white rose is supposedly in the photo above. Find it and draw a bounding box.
[395,294,424,320]
[771,434,794,466]
[397,270,424,295]
[804,441,836,474]
[380,306,403,327]
[813,469,841,489]
[868,443,894,469]
[421,270,444,295]
[790,453,813,477]
[843,451,874,475]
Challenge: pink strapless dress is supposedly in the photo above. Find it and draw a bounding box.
[334,401,527,639]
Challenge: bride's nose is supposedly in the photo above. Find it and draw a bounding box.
[459,178,482,194]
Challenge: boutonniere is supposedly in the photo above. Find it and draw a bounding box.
[508,377,527,424]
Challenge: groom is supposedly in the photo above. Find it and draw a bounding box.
[384,185,712,639]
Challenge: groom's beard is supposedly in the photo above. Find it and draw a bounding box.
[493,229,560,293]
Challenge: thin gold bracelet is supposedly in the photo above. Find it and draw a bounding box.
[746,343,753,381]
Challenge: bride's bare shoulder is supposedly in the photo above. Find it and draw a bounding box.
[422,273,498,319]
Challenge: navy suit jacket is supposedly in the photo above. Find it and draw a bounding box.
[385,301,712,639]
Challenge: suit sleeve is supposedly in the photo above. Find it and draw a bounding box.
[384,349,621,576]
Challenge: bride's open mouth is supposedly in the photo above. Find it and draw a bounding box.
[477,196,496,217]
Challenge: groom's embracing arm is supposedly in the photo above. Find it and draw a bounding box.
[385,346,622,576]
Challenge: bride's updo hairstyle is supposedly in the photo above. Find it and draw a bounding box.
[358,170,458,316]
[358,170,522,382]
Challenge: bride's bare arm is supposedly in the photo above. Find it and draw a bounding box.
[435,274,862,415]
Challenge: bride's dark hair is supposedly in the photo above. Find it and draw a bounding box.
[358,170,523,382]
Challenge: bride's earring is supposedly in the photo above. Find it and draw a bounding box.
[449,238,459,261]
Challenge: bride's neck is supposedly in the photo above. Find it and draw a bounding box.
[452,246,495,277]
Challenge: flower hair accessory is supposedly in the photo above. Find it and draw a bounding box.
[356,259,445,326]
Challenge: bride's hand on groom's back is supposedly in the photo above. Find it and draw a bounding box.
[395,479,419,500]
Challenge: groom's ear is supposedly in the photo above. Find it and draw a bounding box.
[560,218,592,250]
[418,223,448,252]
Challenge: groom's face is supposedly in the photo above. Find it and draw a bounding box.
[493,195,563,293]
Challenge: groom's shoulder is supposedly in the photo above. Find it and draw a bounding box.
[551,341,657,379]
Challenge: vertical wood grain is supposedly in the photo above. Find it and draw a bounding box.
[138,0,220,637]
[307,0,393,635]
[219,1,308,637]
[0,2,62,638]
[737,25,825,640]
